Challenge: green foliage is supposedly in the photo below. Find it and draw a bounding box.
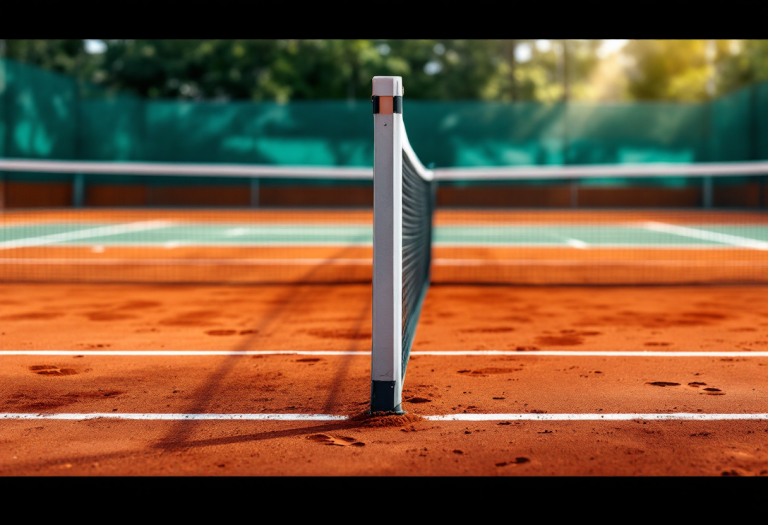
[622,40,768,101]
[2,39,92,76]
[1,39,595,102]
[624,40,712,101]
[3,39,768,102]
[716,40,768,95]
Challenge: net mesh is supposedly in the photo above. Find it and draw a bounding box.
[1,165,766,287]
[401,151,435,377]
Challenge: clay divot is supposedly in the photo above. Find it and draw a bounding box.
[683,311,728,320]
[205,330,237,336]
[461,327,515,334]
[496,457,531,467]
[65,390,123,399]
[307,434,365,447]
[350,412,424,428]
[117,300,161,310]
[159,310,221,327]
[29,365,78,376]
[1,312,63,321]
[85,312,136,321]
[304,329,371,340]
[458,367,522,376]
[535,335,583,346]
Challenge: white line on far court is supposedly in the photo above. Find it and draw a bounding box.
[1,350,767,357]
[423,413,768,421]
[643,221,768,250]
[0,413,345,421]
[0,220,174,250]
[1,412,767,422]
[566,238,589,249]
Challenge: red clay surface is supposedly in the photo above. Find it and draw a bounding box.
[1,282,767,475]
[2,245,766,284]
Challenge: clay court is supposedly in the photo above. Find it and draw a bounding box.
[2,61,768,477]
[1,208,767,476]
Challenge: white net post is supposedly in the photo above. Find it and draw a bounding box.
[371,76,405,413]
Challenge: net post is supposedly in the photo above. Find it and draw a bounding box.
[702,175,713,208]
[72,173,85,208]
[570,178,578,208]
[371,75,404,414]
[250,177,260,207]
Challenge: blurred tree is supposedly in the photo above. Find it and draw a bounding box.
[619,40,768,101]
[622,40,713,101]
[0,39,638,102]
[716,40,768,95]
[96,40,279,100]
[1,39,98,79]
[481,40,602,103]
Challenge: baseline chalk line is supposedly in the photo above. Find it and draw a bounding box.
[1,412,767,421]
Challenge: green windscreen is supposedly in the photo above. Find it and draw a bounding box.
[2,57,768,196]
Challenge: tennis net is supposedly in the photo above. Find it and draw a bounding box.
[1,155,767,288]
[431,162,768,285]
[0,160,375,284]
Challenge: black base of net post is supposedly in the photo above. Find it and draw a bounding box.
[371,381,402,414]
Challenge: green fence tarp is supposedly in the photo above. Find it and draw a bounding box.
[2,58,768,175]
[0,59,79,160]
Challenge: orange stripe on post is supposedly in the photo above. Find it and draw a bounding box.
[378,96,394,114]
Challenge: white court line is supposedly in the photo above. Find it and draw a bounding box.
[643,221,768,250]
[225,228,250,237]
[31,241,374,248]
[566,238,589,249]
[0,220,174,250]
[424,413,768,421]
[1,350,767,357]
[0,413,345,421]
[1,412,767,421]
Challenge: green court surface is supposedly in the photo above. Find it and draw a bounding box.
[2,221,768,249]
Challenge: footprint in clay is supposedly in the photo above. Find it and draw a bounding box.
[307,434,365,447]
[29,365,78,376]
